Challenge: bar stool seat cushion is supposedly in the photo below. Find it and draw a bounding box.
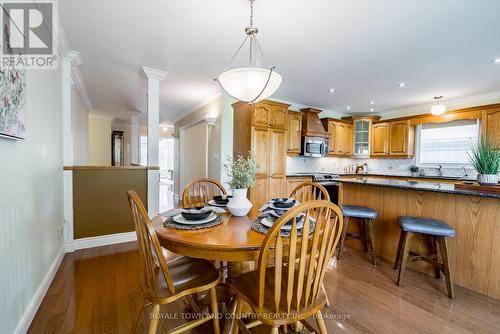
[341,205,378,219]
[398,216,455,237]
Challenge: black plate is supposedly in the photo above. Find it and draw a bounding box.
[213,195,232,205]
[181,208,212,220]
[272,197,289,203]
[273,199,296,209]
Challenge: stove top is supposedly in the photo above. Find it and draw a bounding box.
[312,174,340,182]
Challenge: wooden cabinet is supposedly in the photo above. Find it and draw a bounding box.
[287,111,302,155]
[286,177,312,196]
[250,177,269,205]
[321,118,353,156]
[233,100,290,203]
[370,120,414,158]
[483,108,500,147]
[352,119,371,156]
[251,126,270,177]
[371,123,389,156]
[389,121,409,154]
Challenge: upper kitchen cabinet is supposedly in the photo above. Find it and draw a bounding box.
[321,118,353,156]
[482,107,500,147]
[342,116,380,157]
[287,111,302,155]
[370,119,415,158]
[389,120,414,156]
[371,122,389,156]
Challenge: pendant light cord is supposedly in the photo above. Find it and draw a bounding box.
[249,0,254,27]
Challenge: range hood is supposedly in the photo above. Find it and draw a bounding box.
[300,108,329,138]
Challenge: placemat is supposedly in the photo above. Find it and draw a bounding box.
[251,216,315,237]
[162,213,223,230]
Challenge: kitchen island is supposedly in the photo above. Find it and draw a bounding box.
[339,178,500,300]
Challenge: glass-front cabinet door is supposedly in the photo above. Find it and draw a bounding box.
[353,119,370,156]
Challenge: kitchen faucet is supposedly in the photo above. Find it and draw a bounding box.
[437,165,443,177]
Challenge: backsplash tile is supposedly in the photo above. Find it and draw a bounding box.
[286,156,479,179]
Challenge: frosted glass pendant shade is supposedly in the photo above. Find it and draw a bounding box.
[431,103,446,115]
[218,67,282,103]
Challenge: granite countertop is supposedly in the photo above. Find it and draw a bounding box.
[286,172,475,182]
[338,177,500,199]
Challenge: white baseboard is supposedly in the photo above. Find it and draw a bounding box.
[15,246,65,334]
[72,231,137,251]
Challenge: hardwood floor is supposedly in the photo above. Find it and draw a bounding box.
[29,243,500,334]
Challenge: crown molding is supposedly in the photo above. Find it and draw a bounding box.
[380,90,500,120]
[174,89,221,123]
[89,113,115,121]
[52,2,93,111]
[139,66,168,81]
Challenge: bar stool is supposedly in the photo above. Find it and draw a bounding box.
[337,205,378,265]
[394,216,455,299]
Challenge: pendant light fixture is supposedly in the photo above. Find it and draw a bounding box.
[217,0,282,104]
[431,96,446,115]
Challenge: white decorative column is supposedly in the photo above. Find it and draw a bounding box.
[140,66,167,217]
[130,113,140,165]
[62,51,81,252]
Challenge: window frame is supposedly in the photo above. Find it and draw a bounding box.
[415,119,480,169]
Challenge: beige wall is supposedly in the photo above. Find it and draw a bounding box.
[0,63,64,333]
[88,115,112,165]
[71,84,89,164]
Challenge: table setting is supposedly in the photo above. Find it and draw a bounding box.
[161,195,231,230]
[252,197,316,237]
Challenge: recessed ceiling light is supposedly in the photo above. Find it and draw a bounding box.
[370,101,375,105]
[345,106,351,110]
[370,108,374,112]
[328,88,336,93]
[399,82,406,87]
[493,58,500,64]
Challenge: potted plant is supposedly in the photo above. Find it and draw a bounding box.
[224,152,258,216]
[468,138,500,185]
[409,165,419,177]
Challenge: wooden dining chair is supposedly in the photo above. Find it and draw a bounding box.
[182,177,227,208]
[231,200,343,334]
[290,181,330,203]
[289,181,333,307]
[128,190,221,334]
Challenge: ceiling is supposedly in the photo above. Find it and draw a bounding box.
[59,0,500,123]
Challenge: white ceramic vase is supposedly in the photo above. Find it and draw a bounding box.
[477,174,499,185]
[227,188,252,216]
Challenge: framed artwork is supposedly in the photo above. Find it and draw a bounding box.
[0,10,27,140]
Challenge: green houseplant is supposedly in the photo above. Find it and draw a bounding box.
[468,138,500,185]
[224,152,258,216]
[409,165,419,176]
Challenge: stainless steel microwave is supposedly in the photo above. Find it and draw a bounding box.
[302,136,328,157]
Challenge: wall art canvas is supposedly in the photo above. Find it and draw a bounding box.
[0,12,27,140]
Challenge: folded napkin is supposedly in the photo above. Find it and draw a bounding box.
[160,208,182,218]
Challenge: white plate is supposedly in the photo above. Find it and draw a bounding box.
[260,215,305,231]
[173,212,218,225]
[208,200,227,207]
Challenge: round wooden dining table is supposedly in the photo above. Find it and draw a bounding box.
[153,206,265,263]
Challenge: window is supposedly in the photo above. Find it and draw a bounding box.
[416,119,479,166]
[139,135,148,166]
